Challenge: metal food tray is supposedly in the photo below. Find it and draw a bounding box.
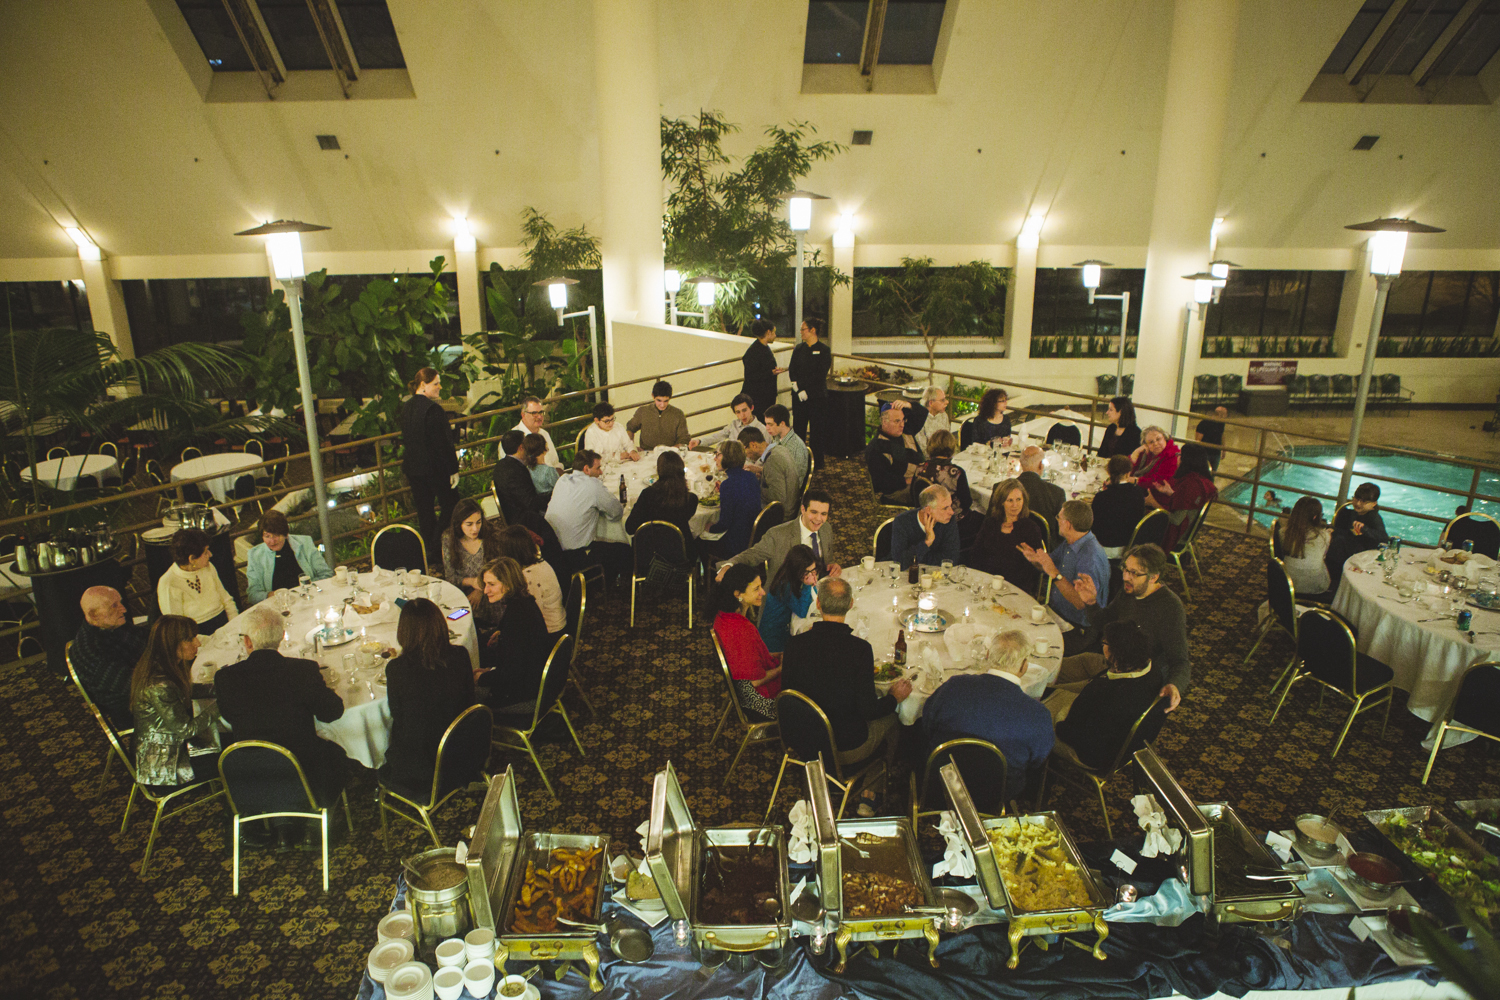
[979,812,1111,968]
[1198,803,1304,924]
[1454,799,1500,841]
[1133,747,1213,896]
[1362,805,1497,925]
[465,768,522,932]
[497,831,609,990]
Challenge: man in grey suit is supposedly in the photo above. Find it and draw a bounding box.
[760,404,808,520]
[1019,446,1066,526]
[716,488,841,584]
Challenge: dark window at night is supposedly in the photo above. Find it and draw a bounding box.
[804,1,867,63]
[174,0,254,71]
[878,1,946,64]
[1031,268,1143,341]
[256,0,332,70]
[120,278,270,354]
[335,0,407,69]
[854,267,1006,338]
[1380,271,1500,340]
[1202,270,1344,342]
[2,281,92,333]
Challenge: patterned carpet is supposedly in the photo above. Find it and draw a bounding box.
[3,454,1496,999]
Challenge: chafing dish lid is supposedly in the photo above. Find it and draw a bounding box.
[465,766,523,930]
[1134,747,1213,896]
[645,762,697,922]
[941,762,1007,910]
[803,755,843,921]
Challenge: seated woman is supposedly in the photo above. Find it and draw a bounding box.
[380,598,476,794]
[1091,454,1146,559]
[625,449,699,558]
[758,544,818,655]
[913,429,978,544]
[156,528,238,635]
[1147,443,1218,551]
[440,498,499,607]
[581,401,642,466]
[712,564,781,720]
[1050,620,1164,769]
[494,525,566,638]
[705,440,762,560]
[131,614,222,787]
[1275,497,1335,603]
[473,556,554,715]
[1326,482,1390,582]
[966,478,1043,594]
[961,388,1012,449]
[523,433,559,500]
[1097,396,1141,459]
[1129,426,1180,491]
[246,510,334,605]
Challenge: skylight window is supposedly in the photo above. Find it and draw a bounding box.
[1306,0,1500,104]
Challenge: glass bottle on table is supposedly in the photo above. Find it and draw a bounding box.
[894,628,907,668]
[619,474,627,504]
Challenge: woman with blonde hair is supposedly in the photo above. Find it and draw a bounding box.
[965,478,1044,593]
[130,615,221,786]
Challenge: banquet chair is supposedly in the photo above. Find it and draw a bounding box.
[750,502,783,547]
[65,642,133,797]
[371,523,428,573]
[909,736,1011,830]
[1029,510,1053,549]
[629,521,695,628]
[97,440,120,460]
[872,517,897,562]
[1269,609,1394,758]
[243,438,265,461]
[179,446,203,463]
[1125,509,1169,552]
[1441,512,1500,560]
[1329,374,1356,410]
[46,446,69,460]
[1243,557,1315,693]
[1039,695,1166,839]
[1421,661,1500,784]
[573,427,588,455]
[765,690,881,823]
[145,458,168,486]
[1192,374,1221,409]
[491,634,586,800]
[1166,502,1212,600]
[562,571,597,716]
[379,704,494,845]
[1045,423,1082,447]
[708,631,779,787]
[1218,373,1241,403]
[219,740,353,894]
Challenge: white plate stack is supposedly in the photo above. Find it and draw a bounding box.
[366,938,413,983]
[385,960,434,1000]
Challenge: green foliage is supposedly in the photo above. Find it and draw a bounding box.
[1201,335,1334,358]
[661,110,848,332]
[1412,906,1500,1000]
[857,256,1011,376]
[1028,334,1135,359]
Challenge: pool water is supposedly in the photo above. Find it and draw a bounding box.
[1220,446,1500,545]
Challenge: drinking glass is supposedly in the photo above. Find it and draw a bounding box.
[1397,580,1415,599]
[277,590,292,617]
[298,573,311,597]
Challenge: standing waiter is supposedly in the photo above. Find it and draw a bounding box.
[789,316,832,471]
[401,367,460,566]
[740,318,784,420]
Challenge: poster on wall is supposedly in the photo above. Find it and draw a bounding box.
[1247,360,1297,386]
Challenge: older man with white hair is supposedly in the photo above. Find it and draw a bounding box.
[72,586,146,729]
[888,484,960,567]
[1018,446,1065,525]
[888,385,952,455]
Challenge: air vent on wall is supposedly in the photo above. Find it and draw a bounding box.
[852,130,873,145]
[316,134,341,150]
[1352,135,1379,151]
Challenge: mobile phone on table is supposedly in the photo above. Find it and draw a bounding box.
[446,607,471,621]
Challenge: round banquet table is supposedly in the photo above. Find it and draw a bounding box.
[819,561,1066,726]
[1331,547,1499,748]
[17,454,119,491]
[592,446,720,545]
[190,570,478,769]
[951,443,1107,513]
[171,452,263,502]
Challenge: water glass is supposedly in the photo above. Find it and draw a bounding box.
[1397,579,1415,599]
[298,573,311,596]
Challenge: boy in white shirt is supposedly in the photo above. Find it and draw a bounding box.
[581,401,642,466]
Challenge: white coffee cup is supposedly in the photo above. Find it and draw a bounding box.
[919,573,933,590]
[335,565,349,584]
[407,569,423,588]
[862,556,875,571]
[434,938,467,968]
[990,578,1004,592]
[1030,606,1047,623]
[463,927,496,962]
[463,959,495,998]
[1034,638,1050,656]
[497,974,533,999]
[433,966,465,1000]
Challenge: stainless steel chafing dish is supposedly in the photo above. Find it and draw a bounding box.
[1134,748,1303,924]
[943,763,1109,968]
[805,757,941,972]
[463,767,608,991]
[645,762,792,957]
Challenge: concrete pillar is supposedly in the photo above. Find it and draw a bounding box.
[1131,0,1240,414]
[79,255,134,359]
[592,0,665,381]
[1334,244,1377,358]
[1010,242,1038,360]
[830,243,854,361]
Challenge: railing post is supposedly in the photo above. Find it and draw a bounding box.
[1465,466,1482,515]
[1247,428,1267,535]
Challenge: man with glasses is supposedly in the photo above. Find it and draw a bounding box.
[514,397,561,469]
[889,484,959,567]
[581,401,643,465]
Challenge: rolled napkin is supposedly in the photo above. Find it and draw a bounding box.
[1132,793,1183,858]
[931,810,976,879]
[788,799,817,864]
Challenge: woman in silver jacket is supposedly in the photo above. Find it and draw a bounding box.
[131,614,222,786]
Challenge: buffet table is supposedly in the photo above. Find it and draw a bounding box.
[593,446,719,546]
[191,570,477,768]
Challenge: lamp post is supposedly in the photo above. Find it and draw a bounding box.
[1170,271,1219,437]
[1337,217,1446,502]
[786,189,829,336]
[1076,260,1131,388]
[532,277,601,398]
[234,220,335,558]
[668,274,722,327]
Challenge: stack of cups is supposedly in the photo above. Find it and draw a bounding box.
[432,939,467,1000]
[462,928,496,997]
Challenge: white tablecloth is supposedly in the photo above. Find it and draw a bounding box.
[951,444,1107,513]
[17,454,119,491]
[1331,548,1499,746]
[593,446,719,545]
[172,453,264,502]
[191,570,478,769]
[1011,408,1105,451]
[828,562,1064,726]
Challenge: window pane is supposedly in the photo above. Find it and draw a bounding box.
[804,1,867,64]
[175,0,254,71]
[1365,1,1464,76]
[1461,272,1500,337]
[1380,270,1431,338]
[855,265,1006,338]
[1430,5,1500,76]
[335,0,407,69]
[120,278,270,354]
[1321,0,1395,73]
[257,0,331,70]
[1422,271,1471,339]
[2,281,91,333]
[879,0,945,65]
[1204,271,1267,340]
[1302,271,1345,338]
[1030,268,1142,345]
[1260,271,1307,339]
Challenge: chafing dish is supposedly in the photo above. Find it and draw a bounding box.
[945,763,1109,968]
[805,757,940,972]
[645,762,792,958]
[1453,799,1500,841]
[1363,805,1498,928]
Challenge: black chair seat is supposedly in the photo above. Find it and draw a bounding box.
[1353,653,1394,694]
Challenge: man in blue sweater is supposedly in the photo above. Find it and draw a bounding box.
[922,629,1053,803]
[889,484,960,567]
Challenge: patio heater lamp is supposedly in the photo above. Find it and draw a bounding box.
[1337,217,1445,502]
[670,274,724,327]
[532,277,600,396]
[234,219,335,557]
[785,189,829,337]
[1075,260,1130,387]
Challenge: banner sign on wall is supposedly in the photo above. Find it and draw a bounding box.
[1247,360,1297,386]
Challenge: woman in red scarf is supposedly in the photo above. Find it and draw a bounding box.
[1130,426,1180,491]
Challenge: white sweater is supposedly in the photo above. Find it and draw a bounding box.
[157,563,238,624]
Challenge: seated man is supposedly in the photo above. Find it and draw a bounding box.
[493,430,549,534]
[544,449,629,584]
[865,405,922,506]
[1326,482,1390,583]
[626,380,690,450]
[781,578,912,780]
[719,488,842,584]
[889,484,960,568]
[1050,620,1165,769]
[1019,500,1110,638]
[922,630,1053,801]
[514,396,561,469]
[581,401,642,465]
[689,394,766,449]
[1056,543,1190,713]
[246,510,333,605]
[759,404,809,519]
[71,586,147,730]
[1018,446,1065,525]
[886,385,951,456]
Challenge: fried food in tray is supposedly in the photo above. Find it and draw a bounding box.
[698,844,779,925]
[509,846,602,934]
[986,820,1093,912]
[843,871,923,918]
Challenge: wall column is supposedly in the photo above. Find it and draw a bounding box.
[1009,241,1038,360]
[830,242,854,361]
[592,0,665,381]
[1132,0,1240,415]
[79,255,134,359]
[1333,245,1377,358]
[455,242,481,338]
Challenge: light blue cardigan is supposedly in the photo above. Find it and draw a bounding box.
[246,534,333,604]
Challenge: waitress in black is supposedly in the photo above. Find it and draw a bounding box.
[740,319,784,420]
[401,367,459,567]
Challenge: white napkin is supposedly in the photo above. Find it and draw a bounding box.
[1132,794,1183,858]
[787,800,817,864]
[931,811,976,879]
[354,591,373,608]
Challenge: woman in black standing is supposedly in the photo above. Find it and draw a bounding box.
[740,319,784,420]
[380,599,475,794]
[402,367,459,567]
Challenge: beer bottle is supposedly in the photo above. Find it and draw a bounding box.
[894,628,907,667]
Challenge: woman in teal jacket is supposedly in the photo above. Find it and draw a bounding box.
[757,544,818,654]
[246,510,333,605]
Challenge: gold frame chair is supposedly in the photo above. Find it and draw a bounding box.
[749,501,783,547]
[379,704,494,845]
[1441,511,1500,558]
[1029,509,1053,549]
[490,634,586,799]
[629,521,696,628]
[562,571,596,716]
[1040,695,1166,839]
[764,690,883,823]
[179,446,203,463]
[1125,508,1170,551]
[708,631,779,787]
[65,641,133,797]
[1421,661,1500,784]
[97,440,120,460]
[1269,609,1394,758]
[909,737,1010,830]
[1166,501,1213,600]
[370,523,428,572]
[218,740,354,895]
[45,446,69,460]
[484,482,509,528]
[872,517,897,562]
